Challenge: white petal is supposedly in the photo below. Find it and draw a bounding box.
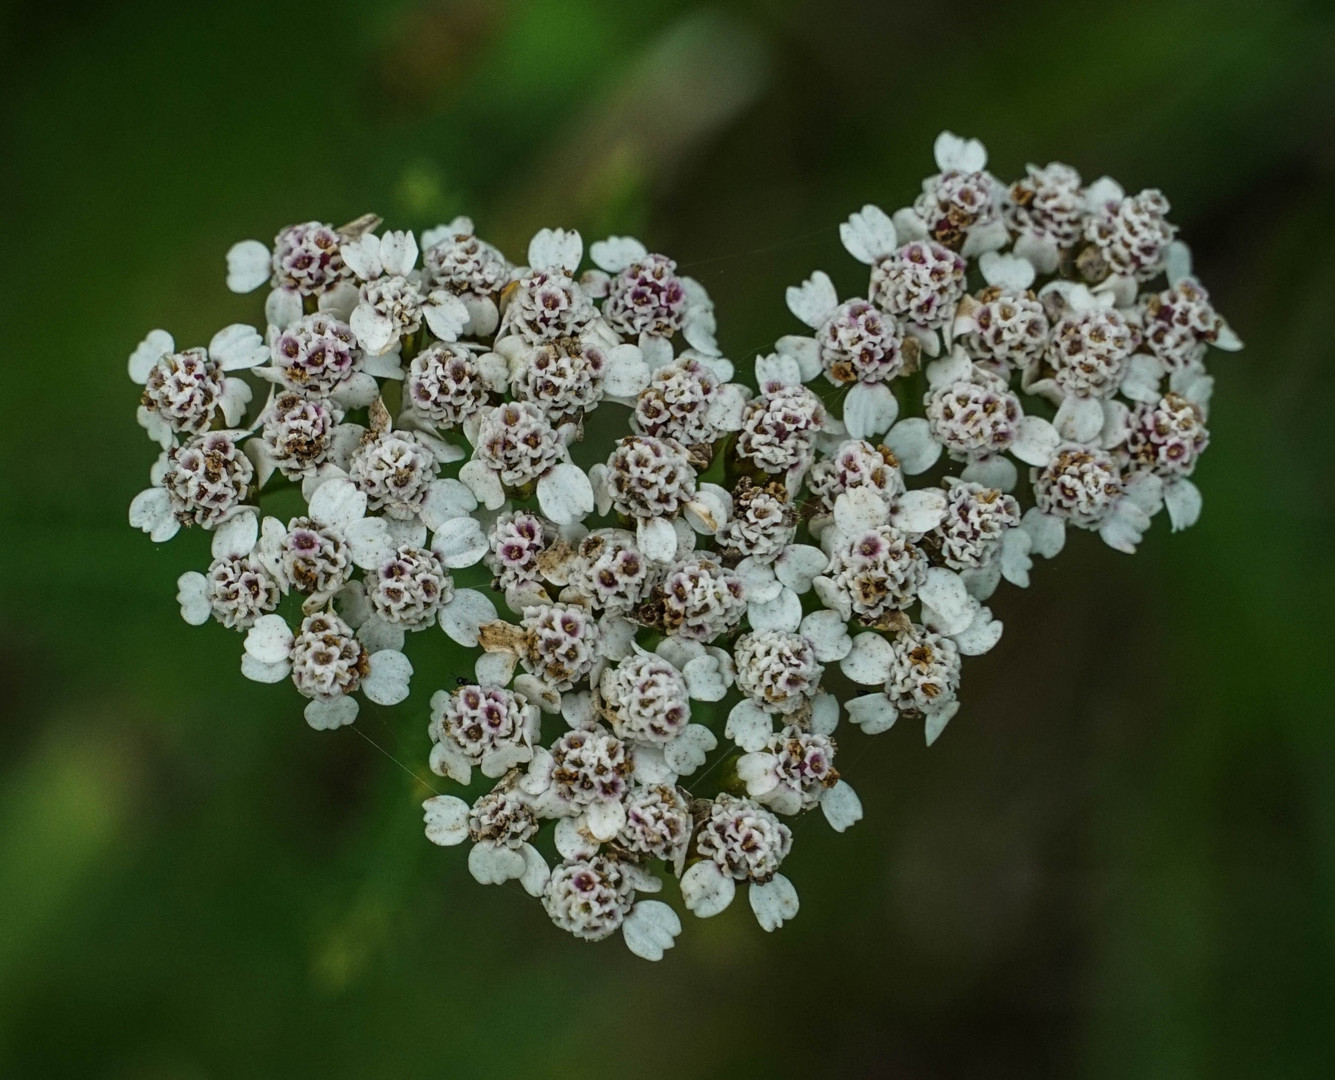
[776,334,822,382]
[978,251,1035,292]
[774,544,828,594]
[847,693,898,735]
[998,527,1033,588]
[960,455,1018,492]
[1022,507,1066,559]
[208,324,268,371]
[422,290,469,341]
[1124,471,1165,517]
[1099,500,1152,553]
[754,351,802,390]
[843,381,899,439]
[799,609,852,662]
[934,130,987,173]
[1165,240,1193,286]
[438,589,498,648]
[725,700,775,753]
[350,304,396,356]
[747,588,802,633]
[356,615,404,654]
[175,572,211,626]
[584,799,627,843]
[316,280,359,322]
[821,780,863,832]
[883,417,942,475]
[531,463,591,527]
[918,568,972,635]
[244,613,293,664]
[226,240,271,293]
[632,745,677,785]
[527,227,582,273]
[421,795,470,846]
[362,650,413,705]
[431,517,488,569]
[622,899,681,961]
[890,488,947,534]
[734,557,781,603]
[785,270,839,328]
[1164,478,1202,532]
[1010,415,1061,466]
[950,605,1003,656]
[589,235,646,273]
[636,515,679,564]
[340,234,382,280]
[308,477,367,533]
[663,724,716,776]
[603,343,650,398]
[304,696,359,730]
[128,487,179,543]
[519,844,550,897]
[924,701,961,746]
[474,650,517,687]
[378,230,418,276]
[264,287,303,330]
[128,329,174,383]
[1054,396,1105,443]
[468,843,526,886]
[680,861,736,918]
[241,654,290,684]
[840,204,898,264]
[428,739,473,785]
[840,632,895,685]
[682,655,730,701]
[210,508,258,561]
[598,614,636,661]
[1120,354,1165,404]
[345,517,395,570]
[749,873,799,931]
[833,487,890,534]
[330,371,380,410]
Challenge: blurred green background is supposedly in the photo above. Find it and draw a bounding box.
[3,0,1334,1076]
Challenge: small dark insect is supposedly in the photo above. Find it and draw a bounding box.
[455,676,474,687]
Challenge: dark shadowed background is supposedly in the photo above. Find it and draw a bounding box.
[3,1,1334,1076]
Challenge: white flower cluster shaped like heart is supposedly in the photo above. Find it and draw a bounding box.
[127,132,1241,961]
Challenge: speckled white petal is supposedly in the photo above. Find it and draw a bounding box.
[355,616,404,654]
[1010,415,1061,466]
[428,739,473,785]
[633,515,677,564]
[362,650,413,705]
[681,860,735,919]
[749,873,799,931]
[1054,396,1105,443]
[598,614,636,661]
[210,509,258,561]
[774,544,828,595]
[978,250,1035,292]
[622,899,681,961]
[528,227,582,273]
[890,488,947,534]
[999,527,1033,588]
[128,329,174,383]
[841,632,894,686]
[843,381,899,440]
[833,487,890,535]
[1163,478,1202,532]
[800,609,852,662]
[734,557,781,603]
[175,572,211,626]
[560,689,595,731]
[601,343,650,399]
[924,701,961,746]
[378,230,418,276]
[737,751,780,796]
[821,780,863,833]
[431,517,488,569]
[664,725,716,776]
[960,455,1018,492]
[532,463,591,527]
[632,745,676,785]
[580,799,624,843]
[841,204,897,264]
[226,240,271,293]
[262,287,301,331]
[453,459,504,509]
[421,795,469,846]
[726,700,775,753]
[845,693,895,734]
[330,371,380,410]
[304,695,359,730]
[244,614,293,664]
[682,655,730,701]
[343,517,393,571]
[469,842,526,886]
[918,568,973,635]
[1022,507,1066,559]
[350,304,396,356]
[590,235,647,273]
[129,487,180,543]
[339,234,382,280]
[884,417,942,475]
[747,588,802,633]
[1100,500,1152,553]
[775,334,822,382]
[951,606,1003,656]
[430,591,493,651]
[209,323,269,371]
[785,270,839,328]
[308,477,366,533]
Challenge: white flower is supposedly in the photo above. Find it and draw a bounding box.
[681,794,796,928]
[592,235,719,357]
[265,313,364,397]
[253,391,348,483]
[870,239,968,339]
[895,131,1008,258]
[129,325,264,446]
[737,723,857,828]
[419,217,512,336]
[1026,442,1159,554]
[428,684,541,785]
[1006,162,1086,273]
[653,555,747,642]
[846,621,964,745]
[130,430,255,543]
[734,630,824,715]
[736,383,827,491]
[616,784,693,874]
[1081,179,1177,284]
[226,219,357,297]
[633,354,746,445]
[176,553,281,630]
[422,787,549,894]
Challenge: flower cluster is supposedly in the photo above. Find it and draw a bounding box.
[129,133,1239,960]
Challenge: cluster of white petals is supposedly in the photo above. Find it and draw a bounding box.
[129,133,1239,960]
